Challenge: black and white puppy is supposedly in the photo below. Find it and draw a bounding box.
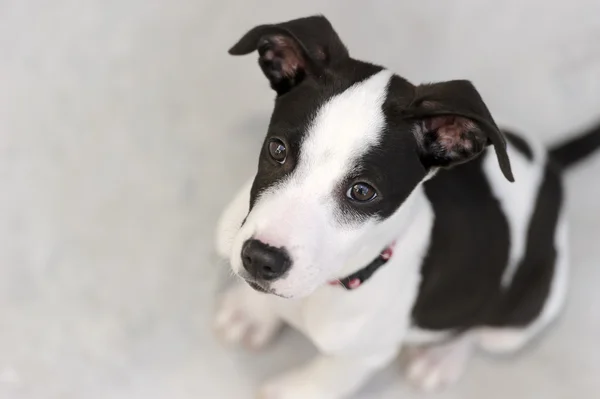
[214,15,600,399]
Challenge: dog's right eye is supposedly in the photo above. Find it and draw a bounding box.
[347,182,378,202]
[268,139,287,164]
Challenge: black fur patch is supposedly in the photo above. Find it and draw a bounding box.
[411,154,511,329]
[412,154,563,330]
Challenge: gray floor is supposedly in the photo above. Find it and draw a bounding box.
[1,1,600,398]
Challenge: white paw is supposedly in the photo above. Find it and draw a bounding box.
[214,283,282,350]
[257,371,331,399]
[405,339,472,392]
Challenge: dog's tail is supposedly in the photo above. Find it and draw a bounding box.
[549,120,600,169]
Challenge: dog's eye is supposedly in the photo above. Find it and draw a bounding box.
[347,182,377,202]
[268,139,287,164]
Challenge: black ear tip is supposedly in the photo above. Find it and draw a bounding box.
[228,43,255,56]
[228,23,275,56]
[495,147,515,182]
[228,43,245,55]
[502,165,515,182]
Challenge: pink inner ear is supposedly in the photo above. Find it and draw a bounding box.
[425,115,456,132]
[268,35,306,78]
[427,116,478,152]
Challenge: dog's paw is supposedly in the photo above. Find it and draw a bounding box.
[257,371,333,399]
[404,339,472,392]
[214,283,282,350]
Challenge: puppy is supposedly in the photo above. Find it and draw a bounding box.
[214,15,600,399]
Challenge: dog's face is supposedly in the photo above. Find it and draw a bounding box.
[227,16,514,299]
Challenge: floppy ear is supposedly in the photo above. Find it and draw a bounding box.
[228,15,349,95]
[407,80,514,182]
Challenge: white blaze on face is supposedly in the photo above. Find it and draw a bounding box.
[231,70,394,298]
[297,70,394,184]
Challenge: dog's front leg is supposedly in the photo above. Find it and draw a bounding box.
[215,281,283,350]
[258,349,398,399]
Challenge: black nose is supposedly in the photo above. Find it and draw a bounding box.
[241,239,291,281]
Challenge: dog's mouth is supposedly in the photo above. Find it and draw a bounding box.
[245,280,290,298]
[247,281,268,293]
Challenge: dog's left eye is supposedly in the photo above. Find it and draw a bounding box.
[268,139,287,164]
[347,182,377,202]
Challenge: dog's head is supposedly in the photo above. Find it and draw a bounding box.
[227,15,513,298]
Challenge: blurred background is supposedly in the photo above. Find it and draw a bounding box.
[1,1,600,398]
